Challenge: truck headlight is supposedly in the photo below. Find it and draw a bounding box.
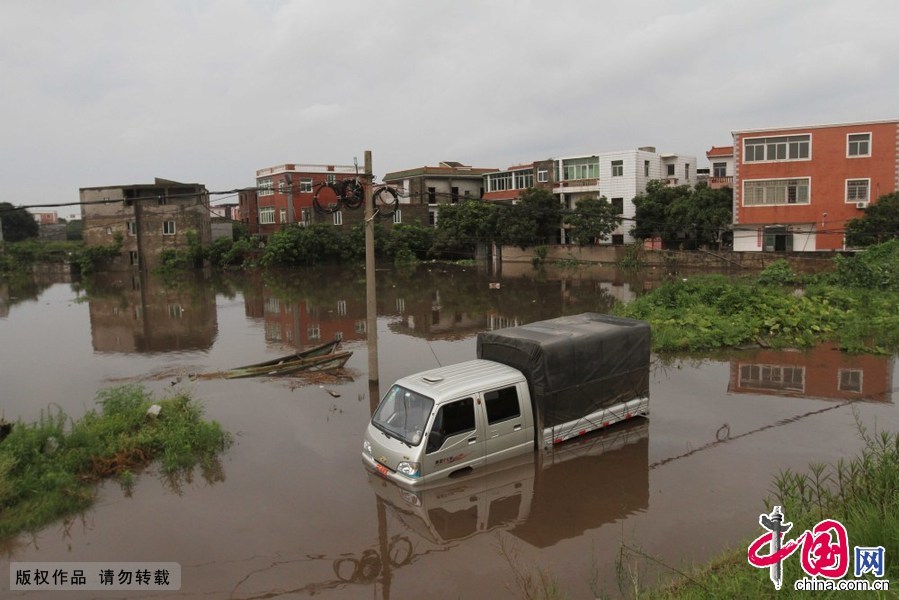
[363,440,372,455]
[396,461,420,478]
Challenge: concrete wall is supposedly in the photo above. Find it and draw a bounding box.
[500,244,838,272]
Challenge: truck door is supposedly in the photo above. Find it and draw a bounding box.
[422,397,485,479]
[482,383,530,465]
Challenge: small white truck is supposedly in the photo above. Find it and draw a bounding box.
[362,313,650,488]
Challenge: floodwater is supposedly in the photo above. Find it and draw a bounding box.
[1,262,897,599]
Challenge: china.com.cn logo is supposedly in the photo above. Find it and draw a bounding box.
[747,506,887,591]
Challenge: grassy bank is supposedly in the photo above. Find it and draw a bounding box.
[613,241,899,354]
[0,385,231,539]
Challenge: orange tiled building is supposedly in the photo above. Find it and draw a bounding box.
[731,120,898,252]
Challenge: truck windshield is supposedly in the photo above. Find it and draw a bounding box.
[372,385,435,446]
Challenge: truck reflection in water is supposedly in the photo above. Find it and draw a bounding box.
[367,418,649,548]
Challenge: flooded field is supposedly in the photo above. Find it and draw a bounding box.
[1,263,897,599]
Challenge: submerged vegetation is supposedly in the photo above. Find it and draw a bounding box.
[0,385,231,540]
[614,240,899,354]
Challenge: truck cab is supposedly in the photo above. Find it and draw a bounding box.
[362,359,535,488]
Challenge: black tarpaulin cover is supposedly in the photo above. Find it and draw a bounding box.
[476,313,650,428]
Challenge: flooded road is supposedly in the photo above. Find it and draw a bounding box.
[1,263,897,599]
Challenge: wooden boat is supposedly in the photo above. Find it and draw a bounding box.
[225,346,352,379]
[233,340,340,370]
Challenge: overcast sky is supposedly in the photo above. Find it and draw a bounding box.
[2,0,898,216]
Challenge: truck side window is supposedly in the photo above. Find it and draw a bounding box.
[484,386,520,424]
[426,398,475,454]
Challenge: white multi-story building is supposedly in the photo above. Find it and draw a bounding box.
[555,147,696,244]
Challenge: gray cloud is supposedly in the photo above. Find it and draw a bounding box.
[1,0,898,212]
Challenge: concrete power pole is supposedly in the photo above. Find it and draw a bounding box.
[285,173,294,225]
[364,151,379,383]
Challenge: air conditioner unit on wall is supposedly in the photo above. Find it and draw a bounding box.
[856,201,869,209]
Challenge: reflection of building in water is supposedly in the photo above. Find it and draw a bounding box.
[88,273,217,353]
[368,420,649,548]
[387,288,488,340]
[260,292,367,350]
[728,345,894,403]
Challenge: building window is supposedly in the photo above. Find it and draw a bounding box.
[393,209,402,224]
[258,177,274,196]
[743,178,810,206]
[157,196,168,206]
[685,163,690,179]
[847,133,871,157]
[611,234,624,245]
[488,173,513,191]
[713,162,727,177]
[167,304,183,319]
[300,178,313,193]
[427,187,437,203]
[308,325,321,340]
[127,221,137,236]
[561,158,599,180]
[644,160,650,177]
[279,209,286,224]
[514,170,534,189]
[355,319,367,333]
[337,300,347,316]
[537,169,548,183]
[838,369,863,393]
[326,173,337,184]
[128,251,139,266]
[451,186,459,203]
[744,134,810,162]
[300,208,311,226]
[611,198,624,214]
[259,207,275,224]
[163,221,176,235]
[333,211,343,226]
[666,164,675,177]
[611,160,624,177]
[739,364,805,392]
[846,179,870,203]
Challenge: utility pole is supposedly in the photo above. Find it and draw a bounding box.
[284,173,294,225]
[364,151,379,383]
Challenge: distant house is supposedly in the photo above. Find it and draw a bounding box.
[245,163,357,237]
[553,147,697,245]
[483,160,555,203]
[79,178,211,271]
[731,119,899,252]
[706,146,734,190]
[382,161,497,226]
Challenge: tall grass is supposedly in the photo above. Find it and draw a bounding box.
[0,385,231,540]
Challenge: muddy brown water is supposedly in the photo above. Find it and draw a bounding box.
[1,264,896,599]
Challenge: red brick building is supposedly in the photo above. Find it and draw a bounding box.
[731,120,898,252]
[242,163,357,237]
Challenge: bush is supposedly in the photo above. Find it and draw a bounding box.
[757,259,797,286]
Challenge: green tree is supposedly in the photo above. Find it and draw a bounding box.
[564,196,623,245]
[846,192,899,247]
[432,200,498,259]
[632,180,732,248]
[0,204,39,242]
[667,182,733,247]
[495,188,562,249]
[382,222,434,263]
[260,223,345,267]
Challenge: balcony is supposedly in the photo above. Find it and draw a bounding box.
[708,176,734,190]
